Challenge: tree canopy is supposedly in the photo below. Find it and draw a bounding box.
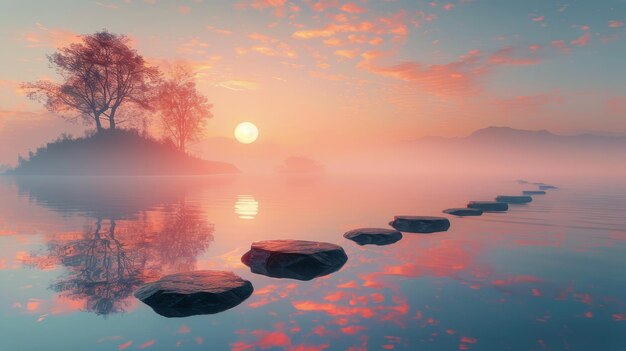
[156,68,213,152]
[22,30,160,131]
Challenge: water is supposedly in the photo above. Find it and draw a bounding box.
[1,174,625,351]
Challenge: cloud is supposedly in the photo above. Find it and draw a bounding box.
[21,23,79,48]
[215,80,260,91]
[292,12,407,41]
[334,49,360,59]
[551,40,571,54]
[207,25,233,35]
[236,0,297,17]
[176,38,209,55]
[571,26,591,46]
[358,47,541,97]
[340,3,367,14]
[442,3,454,11]
[248,32,298,58]
[609,20,624,28]
[530,15,544,22]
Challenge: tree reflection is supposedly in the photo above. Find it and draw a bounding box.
[31,201,214,316]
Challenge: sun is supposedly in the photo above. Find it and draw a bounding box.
[234,122,259,144]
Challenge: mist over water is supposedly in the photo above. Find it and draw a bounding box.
[1,172,625,350]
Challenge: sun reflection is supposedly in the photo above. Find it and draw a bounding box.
[235,195,259,219]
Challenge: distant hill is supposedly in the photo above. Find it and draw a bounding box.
[386,126,626,174]
[416,126,626,146]
[7,129,239,176]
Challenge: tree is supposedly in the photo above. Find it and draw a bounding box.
[156,69,212,152]
[22,30,159,132]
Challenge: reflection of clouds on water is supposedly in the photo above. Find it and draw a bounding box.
[235,195,258,219]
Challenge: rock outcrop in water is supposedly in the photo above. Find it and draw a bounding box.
[539,185,558,190]
[442,208,483,216]
[496,195,533,204]
[134,271,253,318]
[467,201,509,212]
[344,228,403,246]
[523,190,546,195]
[389,216,451,233]
[241,240,348,281]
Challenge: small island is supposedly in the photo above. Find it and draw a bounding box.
[7,30,238,176]
[8,129,238,176]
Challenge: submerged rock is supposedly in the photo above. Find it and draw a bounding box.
[242,240,348,281]
[344,228,402,246]
[539,185,558,190]
[495,195,533,204]
[134,271,253,318]
[389,216,450,233]
[523,190,546,195]
[442,208,483,216]
[467,201,509,212]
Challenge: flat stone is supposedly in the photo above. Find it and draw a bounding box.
[389,216,450,233]
[344,228,402,246]
[539,185,558,190]
[134,271,253,318]
[523,190,546,195]
[467,201,509,212]
[496,195,533,204]
[442,208,483,216]
[241,240,348,281]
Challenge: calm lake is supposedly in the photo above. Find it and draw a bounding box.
[1,174,625,351]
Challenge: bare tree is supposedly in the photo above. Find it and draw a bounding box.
[157,68,212,152]
[22,30,159,132]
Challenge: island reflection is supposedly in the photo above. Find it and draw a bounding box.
[17,176,221,316]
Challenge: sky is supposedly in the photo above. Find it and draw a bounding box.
[0,0,625,166]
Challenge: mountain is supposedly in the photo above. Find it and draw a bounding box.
[415,126,626,146]
[385,126,626,174]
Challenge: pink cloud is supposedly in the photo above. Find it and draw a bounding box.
[137,340,156,349]
[21,23,79,48]
[341,326,367,335]
[117,341,133,350]
[359,47,540,97]
[531,15,544,22]
[311,0,340,12]
[334,49,360,59]
[571,27,591,47]
[551,40,571,54]
[488,47,541,65]
[238,0,291,17]
[609,20,624,28]
[341,3,366,14]
[292,12,407,41]
[443,3,454,11]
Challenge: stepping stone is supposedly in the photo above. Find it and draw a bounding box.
[389,216,450,233]
[496,195,533,204]
[344,228,402,246]
[443,208,483,216]
[467,201,509,212]
[134,271,253,318]
[523,190,546,195]
[241,240,348,281]
[539,185,558,190]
